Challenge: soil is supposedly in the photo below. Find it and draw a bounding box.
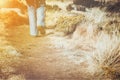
[5,25,90,80]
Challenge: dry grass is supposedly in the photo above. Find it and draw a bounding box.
[46,0,72,10]
[86,33,120,79]
[45,0,73,29]
[77,9,120,79]
[50,7,120,79]
[7,75,25,80]
[46,4,61,12]
[0,1,119,79]
[0,23,25,80]
[98,18,120,36]
[55,14,85,35]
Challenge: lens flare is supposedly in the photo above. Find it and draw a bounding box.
[0,0,8,7]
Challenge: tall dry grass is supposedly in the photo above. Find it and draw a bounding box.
[79,8,120,79]
[86,33,120,79]
[50,7,120,79]
[55,14,85,35]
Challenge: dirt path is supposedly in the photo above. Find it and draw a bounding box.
[5,25,90,80]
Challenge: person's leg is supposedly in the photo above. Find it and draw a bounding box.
[36,5,46,35]
[28,6,38,36]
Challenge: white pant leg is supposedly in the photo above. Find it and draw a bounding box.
[37,6,45,27]
[28,6,38,36]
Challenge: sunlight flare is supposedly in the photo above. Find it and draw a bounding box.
[0,0,8,7]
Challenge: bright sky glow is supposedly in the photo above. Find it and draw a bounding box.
[0,0,8,7]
